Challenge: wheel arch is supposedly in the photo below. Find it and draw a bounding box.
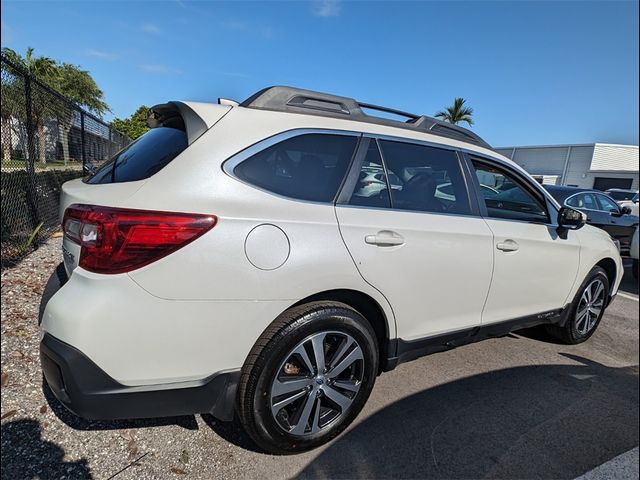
[595,257,618,304]
[291,289,393,374]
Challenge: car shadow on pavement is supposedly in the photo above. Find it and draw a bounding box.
[293,354,638,479]
[42,379,200,432]
[201,414,264,453]
[1,418,92,479]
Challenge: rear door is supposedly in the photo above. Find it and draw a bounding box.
[335,137,494,341]
[468,157,581,324]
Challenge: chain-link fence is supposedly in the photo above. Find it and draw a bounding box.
[1,55,131,268]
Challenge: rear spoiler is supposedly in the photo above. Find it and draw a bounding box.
[148,101,231,144]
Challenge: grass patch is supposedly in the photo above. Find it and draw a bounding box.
[1,159,83,171]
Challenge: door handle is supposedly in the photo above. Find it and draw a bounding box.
[365,231,405,247]
[496,239,519,252]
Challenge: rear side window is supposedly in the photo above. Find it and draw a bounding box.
[596,194,620,213]
[86,127,188,184]
[377,140,471,215]
[234,133,358,202]
[567,193,597,210]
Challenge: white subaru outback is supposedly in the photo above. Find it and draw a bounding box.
[40,87,623,454]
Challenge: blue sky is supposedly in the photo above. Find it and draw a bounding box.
[2,0,638,146]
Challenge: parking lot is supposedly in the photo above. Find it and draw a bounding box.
[1,238,638,479]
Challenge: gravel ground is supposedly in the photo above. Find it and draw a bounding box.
[1,237,638,480]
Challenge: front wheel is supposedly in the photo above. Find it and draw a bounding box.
[633,259,638,280]
[237,301,379,454]
[546,266,610,344]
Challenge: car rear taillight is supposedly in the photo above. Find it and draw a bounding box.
[62,204,216,274]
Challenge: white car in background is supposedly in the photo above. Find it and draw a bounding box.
[436,181,499,203]
[40,86,623,454]
[605,188,638,205]
[618,193,639,278]
[354,169,402,198]
[618,193,639,217]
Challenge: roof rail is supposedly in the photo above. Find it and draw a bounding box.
[240,86,491,149]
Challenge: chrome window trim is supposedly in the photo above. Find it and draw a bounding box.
[221,126,558,214]
[221,128,362,205]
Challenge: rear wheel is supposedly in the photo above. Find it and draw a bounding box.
[546,266,609,344]
[633,259,638,280]
[237,301,378,454]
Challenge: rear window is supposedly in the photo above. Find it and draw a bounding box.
[86,127,188,184]
[233,133,358,202]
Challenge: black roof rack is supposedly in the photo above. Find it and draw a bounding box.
[240,86,491,149]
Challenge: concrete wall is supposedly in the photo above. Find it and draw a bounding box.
[496,144,638,190]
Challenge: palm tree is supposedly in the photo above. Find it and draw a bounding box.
[434,98,474,127]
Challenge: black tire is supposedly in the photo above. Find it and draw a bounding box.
[633,259,638,280]
[237,301,378,454]
[546,266,610,344]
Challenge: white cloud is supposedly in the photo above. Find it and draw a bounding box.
[139,64,182,75]
[141,23,161,34]
[85,49,119,61]
[311,0,342,17]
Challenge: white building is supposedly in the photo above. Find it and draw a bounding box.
[495,143,639,191]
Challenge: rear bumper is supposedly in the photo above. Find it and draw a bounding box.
[40,333,240,421]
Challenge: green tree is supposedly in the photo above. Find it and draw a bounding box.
[110,106,150,140]
[434,97,474,127]
[1,47,109,163]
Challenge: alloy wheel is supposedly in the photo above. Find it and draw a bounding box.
[270,331,364,437]
[575,278,606,335]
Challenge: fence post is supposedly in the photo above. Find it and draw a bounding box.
[80,111,88,174]
[23,73,41,243]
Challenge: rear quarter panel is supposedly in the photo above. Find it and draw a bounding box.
[123,108,397,333]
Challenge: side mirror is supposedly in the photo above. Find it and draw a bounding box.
[558,207,586,231]
[621,206,632,215]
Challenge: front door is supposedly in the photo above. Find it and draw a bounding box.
[335,138,494,341]
[469,158,581,324]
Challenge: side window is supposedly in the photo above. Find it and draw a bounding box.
[234,133,358,202]
[596,194,620,213]
[377,140,471,214]
[472,160,549,223]
[567,193,597,210]
[349,139,392,208]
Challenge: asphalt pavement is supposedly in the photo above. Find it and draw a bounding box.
[1,243,638,479]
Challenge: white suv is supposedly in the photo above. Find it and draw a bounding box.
[40,87,623,454]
